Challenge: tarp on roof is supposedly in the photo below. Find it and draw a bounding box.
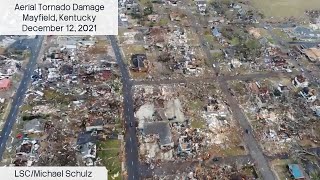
[288,164,305,179]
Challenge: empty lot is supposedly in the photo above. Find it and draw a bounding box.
[251,0,320,19]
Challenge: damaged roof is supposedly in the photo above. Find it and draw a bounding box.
[143,121,172,146]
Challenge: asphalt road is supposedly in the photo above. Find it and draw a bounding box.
[108,36,139,180]
[0,36,43,160]
[181,3,276,179]
[219,80,276,180]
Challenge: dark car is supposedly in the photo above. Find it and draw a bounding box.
[130,122,134,127]
[245,129,249,134]
[212,157,219,162]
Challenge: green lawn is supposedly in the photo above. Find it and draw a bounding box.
[191,119,206,129]
[267,38,275,44]
[21,104,33,112]
[271,28,291,41]
[123,45,145,58]
[251,0,319,19]
[98,149,121,180]
[230,37,240,46]
[139,0,152,6]
[157,18,169,26]
[97,139,122,180]
[98,139,120,149]
[189,100,203,110]
[220,146,246,156]
[43,89,75,105]
[271,159,294,180]
[204,34,215,45]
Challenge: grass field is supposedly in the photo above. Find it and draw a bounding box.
[97,139,122,180]
[251,0,320,19]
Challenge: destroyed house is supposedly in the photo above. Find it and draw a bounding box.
[19,143,32,154]
[259,87,269,96]
[17,140,39,157]
[147,15,159,22]
[168,0,177,5]
[299,87,317,102]
[164,99,185,122]
[77,132,97,166]
[256,95,268,108]
[253,86,270,108]
[169,12,181,21]
[98,70,112,80]
[293,75,308,87]
[278,84,289,92]
[212,27,221,38]
[78,41,96,47]
[143,122,174,149]
[131,54,147,71]
[61,64,73,75]
[13,159,27,166]
[86,119,104,132]
[269,47,287,57]
[149,27,166,43]
[79,142,96,160]
[23,119,44,134]
[0,78,10,90]
[100,61,114,69]
[315,106,320,117]
[125,0,135,10]
[195,0,206,5]
[274,84,289,96]
[209,17,225,24]
[77,132,97,145]
[272,56,287,67]
[248,82,270,96]
[177,136,191,155]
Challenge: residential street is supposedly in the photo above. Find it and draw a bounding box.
[0,36,44,160]
[108,36,139,180]
[219,79,276,180]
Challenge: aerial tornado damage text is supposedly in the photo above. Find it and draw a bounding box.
[0,0,118,35]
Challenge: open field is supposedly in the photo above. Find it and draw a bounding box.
[251,0,319,19]
[97,139,122,180]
